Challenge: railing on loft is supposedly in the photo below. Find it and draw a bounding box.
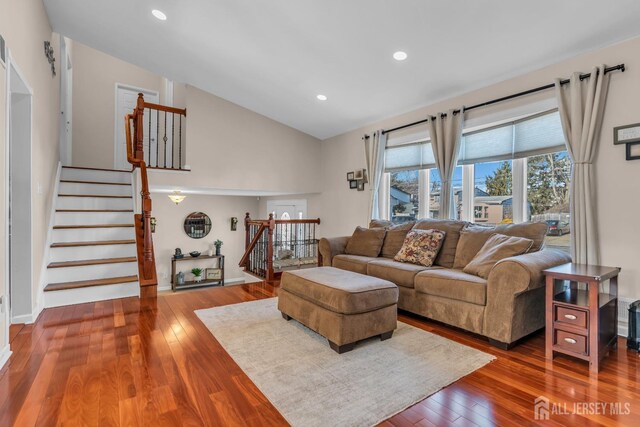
[239,213,321,281]
[125,93,184,295]
[137,97,187,170]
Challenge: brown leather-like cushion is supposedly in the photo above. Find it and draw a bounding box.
[367,258,438,288]
[280,267,398,315]
[463,233,534,279]
[495,222,548,252]
[415,269,488,306]
[369,219,393,229]
[344,226,386,257]
[412,219,467,268]
[332,254,377,275]
[453,224,496,269]
[380,222,416,258]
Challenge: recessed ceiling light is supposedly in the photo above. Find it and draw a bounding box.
[393,51,408,61]
[316,94,327,101]
[152,9,167,21]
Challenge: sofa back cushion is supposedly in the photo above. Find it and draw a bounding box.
[368,221,416,258]
[344,226,386,257]
[463,233,534,279]
[495,222,548,252]
[412,219,467,268]
[394,229,447,267]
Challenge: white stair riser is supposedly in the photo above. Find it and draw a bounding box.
[47,262,138,283]
[53,227,135,242]
[59,182,132,197]
[57,196,133,210]
[61,168,131,184]
[50,244,137,263]
[55,211,134,226]
[44,282,140,308]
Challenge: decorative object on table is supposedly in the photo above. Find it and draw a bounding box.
[189,251,201,258]
[231,217,238,231]
[349,180,357,189]
[150,217,157,233]
[205,268,223,280]
[354,169,364,180]
[176,271,185,285]
[184,212,211,238]
[168,191,186,204]
[214,239,223,256]
[43,41,56,76]
[174,248,184,259]
[191,268,203,283]
[207,245,214,256]
[347,171,355,181]
[628,300,640,352]
[357,181,365,191]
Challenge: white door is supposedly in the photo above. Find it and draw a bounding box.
[59,36,72,166]
[115,86,158,170]
[267,199,308,219]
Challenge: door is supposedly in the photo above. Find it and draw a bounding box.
[266,200,308,258]
[59,36,72,166]
[115,86,158,170]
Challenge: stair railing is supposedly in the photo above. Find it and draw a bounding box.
[137,98,187,169]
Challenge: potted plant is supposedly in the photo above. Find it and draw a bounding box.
[191,267,203,283]
[214,239,223,256]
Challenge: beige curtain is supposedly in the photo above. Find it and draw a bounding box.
[364,130,387,223]
[429,109,464,219]
[555,65,610,265]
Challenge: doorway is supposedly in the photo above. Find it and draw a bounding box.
[114,85,158,170]
[59,36,72,166]
[7,58,33,322]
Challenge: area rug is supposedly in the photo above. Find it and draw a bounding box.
[195,298,495,427]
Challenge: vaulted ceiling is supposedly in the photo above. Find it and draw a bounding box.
[44,0,640,139]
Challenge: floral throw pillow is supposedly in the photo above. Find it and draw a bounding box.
[394,229,447,267]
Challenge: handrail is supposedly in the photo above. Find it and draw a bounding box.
[142,101,187,116]
[238,224,267,268]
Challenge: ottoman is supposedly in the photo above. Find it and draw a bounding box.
[278,267,398,353]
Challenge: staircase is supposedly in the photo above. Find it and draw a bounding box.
[44,166,140,307]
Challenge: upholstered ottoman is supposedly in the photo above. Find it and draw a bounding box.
[278,267,398,353]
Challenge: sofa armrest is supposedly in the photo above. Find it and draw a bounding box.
[483,249,571,344]
[318,236,350,267]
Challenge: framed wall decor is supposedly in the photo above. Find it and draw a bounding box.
[614,123,640,145]
[349,180,358,189]
[357,181,365,191]
[347,171,355,181]
[626,142,640,160]
[205,268,223,280]
[184,212,212,238]
[354,169,364,180]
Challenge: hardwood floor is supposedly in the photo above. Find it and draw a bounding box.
[0,281,638,426]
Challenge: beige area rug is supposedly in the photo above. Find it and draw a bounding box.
[195,298,495,427]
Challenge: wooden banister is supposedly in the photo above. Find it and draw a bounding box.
[142,101,187,116]
[238,224,267,268]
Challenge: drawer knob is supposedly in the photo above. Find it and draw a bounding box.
[564,337,577,344]
[564,314,577,320]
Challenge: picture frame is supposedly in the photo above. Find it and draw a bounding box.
[205,268,223,280]
[626,142,640,160]
[346,171,355,181]
[357,181,365,191]
[614,123,640,145]
[354,169,364,180]
[349,180,358,189]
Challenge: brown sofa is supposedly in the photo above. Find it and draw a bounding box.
[319,219,571,348]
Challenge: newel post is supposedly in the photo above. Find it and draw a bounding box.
[266,213,275,281]
[135,93,145,161]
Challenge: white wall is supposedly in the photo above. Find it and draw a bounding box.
[319,36,640,301]
[151,193,259,289]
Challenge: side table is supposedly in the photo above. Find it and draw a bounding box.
[543,263,620,374]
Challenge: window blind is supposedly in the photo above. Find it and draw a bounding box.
[384,141,436,172]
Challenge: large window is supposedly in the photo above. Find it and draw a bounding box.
[390,170,419,223]
[473,160,513,225]
[429,167,463,220]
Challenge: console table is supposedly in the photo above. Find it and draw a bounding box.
[171,255,225,291]
[543,263,620,374]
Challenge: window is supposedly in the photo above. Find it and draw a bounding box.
[390,170,419,223]
[473,160,513,225]
[429,167,463,220]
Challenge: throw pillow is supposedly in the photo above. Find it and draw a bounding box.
[344,226,386,257]
[494,222,548,252]
[412,219,467,268]
[453,224,496,269]
[463,233,534,279]
[394,229,447,267]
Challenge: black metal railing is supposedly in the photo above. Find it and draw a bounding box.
[141,103,187,170]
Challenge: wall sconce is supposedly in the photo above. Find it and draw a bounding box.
[168,191,186,204]
[231,217,238,231]
[150,217,157,233]
[43,41,56,76]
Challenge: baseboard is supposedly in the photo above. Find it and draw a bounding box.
[11,312,36,324]
[0,344,11,371]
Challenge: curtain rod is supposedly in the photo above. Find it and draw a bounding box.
[378,63,625,136]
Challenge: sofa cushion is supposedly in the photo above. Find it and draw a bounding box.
[413,219,467,268]
[394,229,446,267]
[332,254,377,275]
[495,222,548,252]
[344,226,386,257]
[415,269,488,306]
[381,222,415,258]
[280,267,398,315]
[367,258,439,288]
[369,219,393,229]
[453,224,496,269]
[463,234,534,279]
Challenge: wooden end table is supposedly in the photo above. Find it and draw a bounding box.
[543,263,620,374]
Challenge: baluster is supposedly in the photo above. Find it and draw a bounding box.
[147,108,151,165]
[163,111,168,168]
[179,114,182,169]
[171,112,175,168]
[156,109,160,168]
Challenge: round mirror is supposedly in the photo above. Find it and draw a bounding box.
[184,212,212,239]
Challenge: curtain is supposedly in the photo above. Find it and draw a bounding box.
[364,130,387,223]
[429,109,464,219]
[555,65,610,265]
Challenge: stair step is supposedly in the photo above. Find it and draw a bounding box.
[62,166,132,173]
[60,180,131,186]
[51,239,136,248]
[56,209,133,212]
[48,256,137,269]
[44,275,138,292]
[58,194,132,199]
[53,224,134,229]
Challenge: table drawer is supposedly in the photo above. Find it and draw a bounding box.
[555,305,588,329]
[555,330,588,356]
